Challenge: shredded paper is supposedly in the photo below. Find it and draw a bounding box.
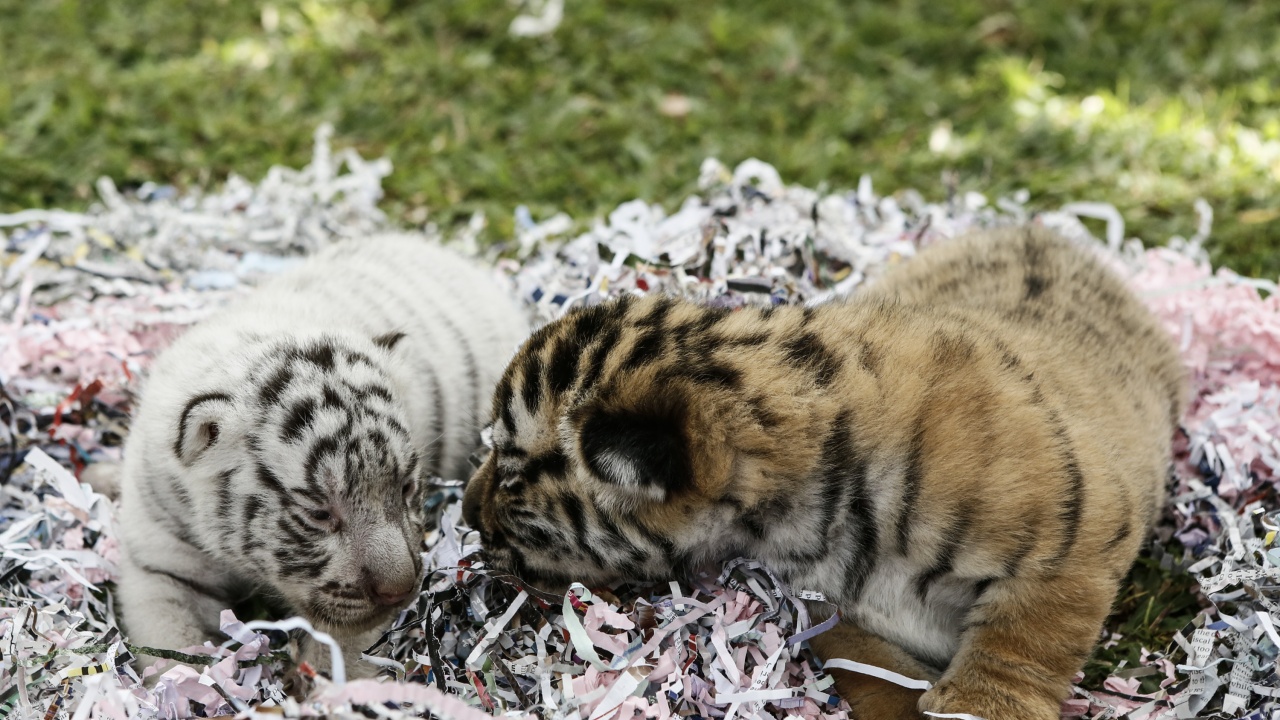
[2,126,1278,719]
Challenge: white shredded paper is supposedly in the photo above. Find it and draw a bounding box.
[2,126,1279,719]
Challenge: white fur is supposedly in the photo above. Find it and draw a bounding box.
[117,234,529,675]
[849,564,969,667]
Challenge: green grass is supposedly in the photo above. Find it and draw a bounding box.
[2,0,1279,277]
[0,0,1260,678]
[1085,553,1202,691]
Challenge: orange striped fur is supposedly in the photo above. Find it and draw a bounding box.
[462,226,1185,719]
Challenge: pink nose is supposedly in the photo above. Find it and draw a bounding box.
[371,583,415,607]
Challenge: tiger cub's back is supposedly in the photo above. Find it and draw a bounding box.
[865,225,1186,530]
[141,233,529,481]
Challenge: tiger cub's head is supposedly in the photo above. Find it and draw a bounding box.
[170,332,426,630]
[462,294,834,589]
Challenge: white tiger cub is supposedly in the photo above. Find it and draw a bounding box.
[117,234,529,677]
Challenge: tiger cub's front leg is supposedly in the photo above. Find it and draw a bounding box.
[297,624,390,680]
[809,620,934,720]
[115,548,232,680]
[919,570,1116,720]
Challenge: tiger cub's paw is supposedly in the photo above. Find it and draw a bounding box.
[846,693,925,720]
[839,683,924,720]
[919,676,1059,720]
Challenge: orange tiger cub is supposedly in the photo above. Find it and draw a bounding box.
[462,226,1185,719]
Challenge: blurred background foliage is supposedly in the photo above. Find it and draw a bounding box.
[2,0,1277,277]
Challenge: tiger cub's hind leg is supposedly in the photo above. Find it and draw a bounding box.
[919,571,1116,720]
[809,621,935,720]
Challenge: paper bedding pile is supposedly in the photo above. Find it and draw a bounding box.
[2,126,1278,720]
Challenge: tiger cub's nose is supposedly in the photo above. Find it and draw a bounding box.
[371,580,415,607]
[362,563,417,607]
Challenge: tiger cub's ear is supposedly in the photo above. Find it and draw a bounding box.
[577,399,692,503]
[174,392,234,466]
[373,331,407,351]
